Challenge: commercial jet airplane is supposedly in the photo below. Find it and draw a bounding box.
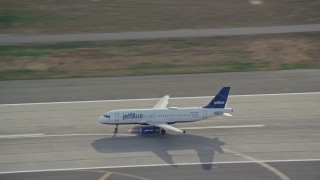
[98,87,233,135]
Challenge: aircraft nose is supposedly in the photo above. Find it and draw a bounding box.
[98,116,105,124]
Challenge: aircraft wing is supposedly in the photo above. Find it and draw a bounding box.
[149,122,184,133]
[153,95,169,109]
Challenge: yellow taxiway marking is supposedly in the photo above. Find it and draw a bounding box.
[99,171,113,180]
[224,148,290,180]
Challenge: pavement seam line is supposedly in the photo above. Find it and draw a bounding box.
[223,148,290,180]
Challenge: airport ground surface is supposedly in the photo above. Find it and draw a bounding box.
[0,69,319,104]
[0,70,320,179]
[1,24,320,45]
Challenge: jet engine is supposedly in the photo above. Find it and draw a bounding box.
[131,126,161,134]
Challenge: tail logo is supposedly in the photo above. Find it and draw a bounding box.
[203,87,230,109]
[214,101,225,105]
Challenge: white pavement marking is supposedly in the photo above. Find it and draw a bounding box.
[0,133,133,139]
[0,134,44,139]
[0,92,319,106]
[0,159,320,175]
[182,124,265,130]
[0,125,265,139]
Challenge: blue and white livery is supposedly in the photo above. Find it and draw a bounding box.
[98,87,233,135]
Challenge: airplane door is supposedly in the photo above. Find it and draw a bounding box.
[115,113,119,123]
[203,110,207,118]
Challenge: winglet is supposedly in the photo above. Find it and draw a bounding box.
[203,87,230,109]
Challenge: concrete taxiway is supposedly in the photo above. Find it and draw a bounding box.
[0,92,319,179]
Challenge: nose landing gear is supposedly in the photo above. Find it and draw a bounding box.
[113,124,118,137]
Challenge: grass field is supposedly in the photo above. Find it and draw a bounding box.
[0,33,319,80]
[0,0,319,34]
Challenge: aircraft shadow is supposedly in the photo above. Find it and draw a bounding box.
[91,133,225,170]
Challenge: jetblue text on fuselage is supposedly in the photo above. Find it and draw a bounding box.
[123,113,143,119]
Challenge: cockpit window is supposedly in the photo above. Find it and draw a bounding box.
[104,115,110,118]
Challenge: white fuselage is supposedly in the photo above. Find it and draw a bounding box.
[99,107,233,125]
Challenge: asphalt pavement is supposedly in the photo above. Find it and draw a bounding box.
[1,24,320,45]
[2,161,320,180]
[0,93,319,179]
[0,69,319,104]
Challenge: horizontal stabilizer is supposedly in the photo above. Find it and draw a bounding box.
[223,113,232,117]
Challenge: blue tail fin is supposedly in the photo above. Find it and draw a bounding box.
[203,87,230,108]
